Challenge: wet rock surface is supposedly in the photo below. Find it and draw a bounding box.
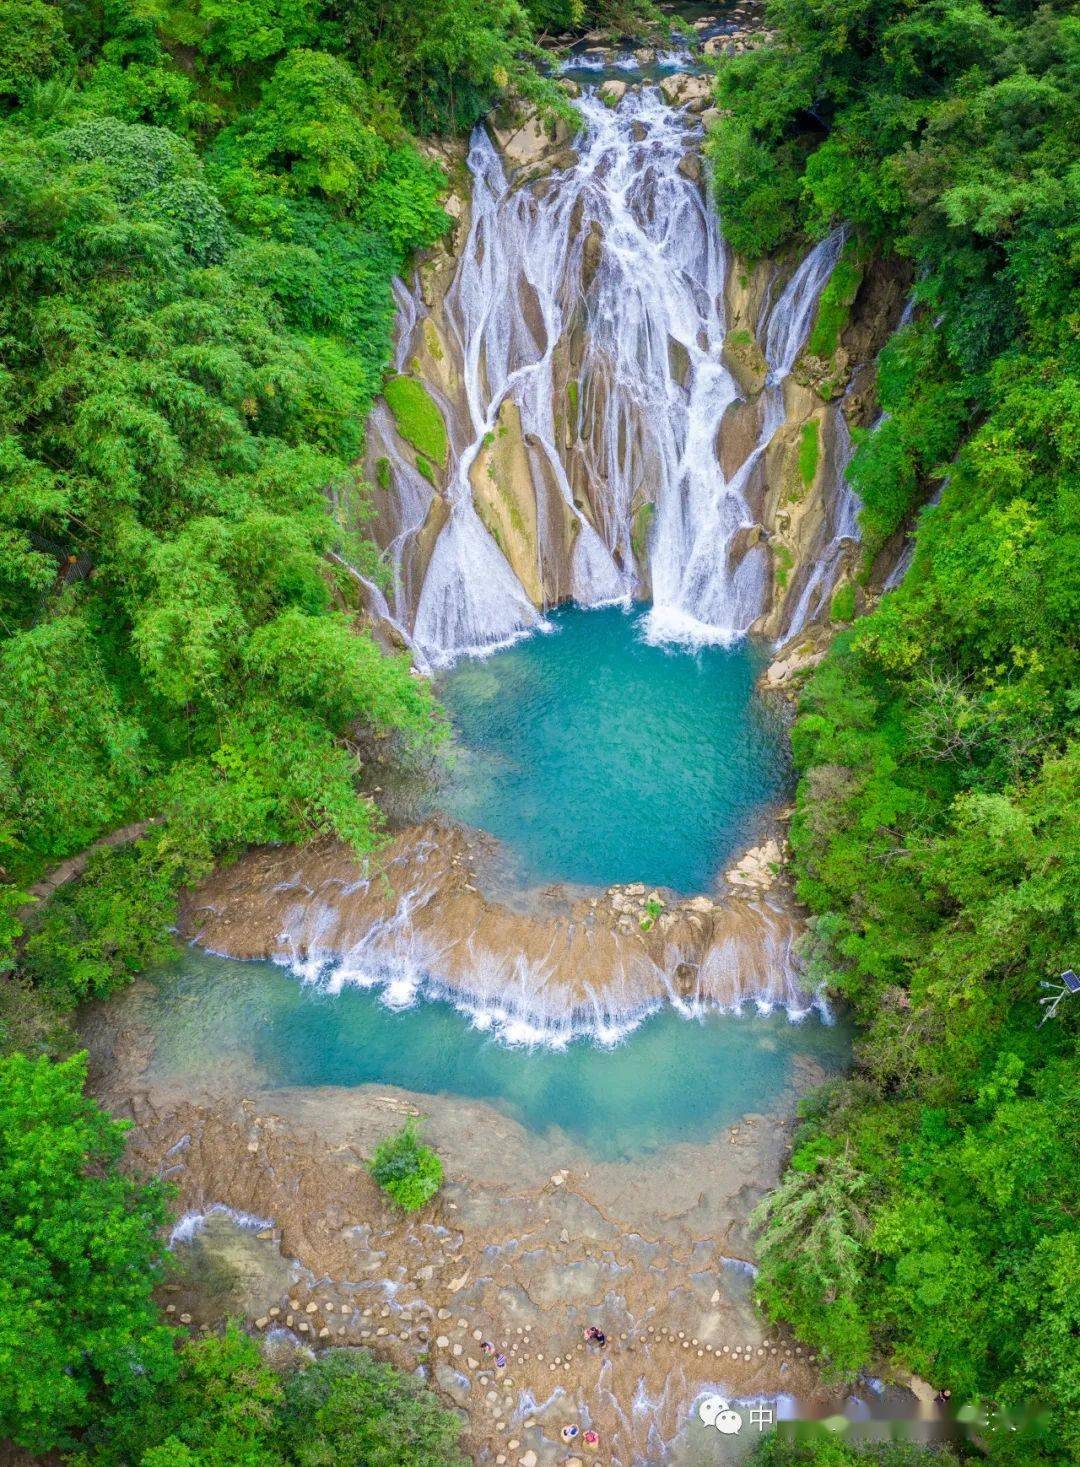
[178,819,808,1028]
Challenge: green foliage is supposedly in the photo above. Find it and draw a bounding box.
[829,583,856,623]
[89,1322,286,1466]
[807,244,864,359]
[0,1052,175,1450]
[279,1349,468,1466]
[710,0,1080,1453]
[798,419,821,488]
[333,0,563,135]
[20,843,184,1009]
[368,1118,443,1211]
[0,15,449,981]
[383,376,449,465]
[0,0,72,108]
[753,1153,872,1370]
[748,1439,962,1465]
[92,1335,468,1466]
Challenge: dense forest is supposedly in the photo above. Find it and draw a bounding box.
[0,0,637,1456]
[708,0,1079,1458]
[0,0,1076,1460]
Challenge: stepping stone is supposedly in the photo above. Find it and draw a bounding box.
[436,1336,450,1347]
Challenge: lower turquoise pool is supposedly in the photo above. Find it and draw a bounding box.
[141,951,850,1161]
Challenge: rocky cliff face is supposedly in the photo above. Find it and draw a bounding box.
[361,90,911,661]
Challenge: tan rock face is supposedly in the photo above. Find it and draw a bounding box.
[490,106,573,173]
[716,395,765,479]
[469,400,545,606]
[364,109,903,662]
[721,330,768,397]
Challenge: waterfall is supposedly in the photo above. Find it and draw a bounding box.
[764,228,846,378]
[382,87,845,665]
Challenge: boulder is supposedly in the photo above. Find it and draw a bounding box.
[716,394,764,478]
[581,220,605,293]
[677,152,703,185]
[491,106,571,171]
[598,79,627,107]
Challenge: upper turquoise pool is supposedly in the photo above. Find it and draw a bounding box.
[434,605,791,894]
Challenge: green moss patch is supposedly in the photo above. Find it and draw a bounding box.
[631,501,655,561]
[798,420,820,488]
[830,582,857,622]
[384,376,448,466]
[375,456,391,492]
[807,243,865,360]
[773,543,795,591]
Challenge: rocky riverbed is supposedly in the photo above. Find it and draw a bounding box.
[81,984,842,1466]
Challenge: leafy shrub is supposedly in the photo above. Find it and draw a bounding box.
[280,1349,468,1466]
[368,1118,443,1211]
[829,583,856,623]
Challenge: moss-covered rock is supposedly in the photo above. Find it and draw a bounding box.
[383,376,448,467]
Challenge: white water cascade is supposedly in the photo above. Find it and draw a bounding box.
[382,86,845,665]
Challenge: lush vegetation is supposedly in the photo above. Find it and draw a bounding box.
[0,3,460,1018]
[83,1328,468,1465]
[368,1117,444,1211]
[0,1051,174,1450]
[708,0,1079,1457]
[0,0,660,1460]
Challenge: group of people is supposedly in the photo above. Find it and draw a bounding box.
[555,1327,607,1448]
[478,1323,608,1452]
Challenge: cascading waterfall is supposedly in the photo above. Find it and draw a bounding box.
[389,85,845,664]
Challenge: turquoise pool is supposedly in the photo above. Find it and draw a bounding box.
[434,606,791,894]
[140,950,848,1161]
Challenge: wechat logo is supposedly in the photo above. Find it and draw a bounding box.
[698,1394,743,1434]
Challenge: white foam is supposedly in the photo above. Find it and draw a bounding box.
[169,1203,275,1247]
